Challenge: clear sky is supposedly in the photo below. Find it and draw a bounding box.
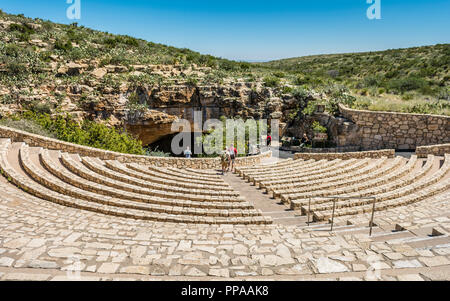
[1,0,449,61]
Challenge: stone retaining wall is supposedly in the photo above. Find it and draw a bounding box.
[284,146,360,153]
[294,149,395,160]
[416,143,450,158]
[0,125,271,169]
[339,104,450,150]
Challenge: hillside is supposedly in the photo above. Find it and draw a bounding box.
[261,45,449,96]
[0,9,449,154]
[258,45,450,115]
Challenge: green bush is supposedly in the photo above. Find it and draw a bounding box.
[54,39,73,52]
[3,44,21,57]
[388,76,427,93]
[281,86,293,94]
[27,101,53,114]
[219,60,237,72]
[145,146,170,157]
[273,71,285,78]
[302,101,317,116]
[185,76,198,87]
[0,118,56,138]
[0,95,15,105]
[5,61,27,75]
[4,112,146,155]
[311,121,327,133]
[263,76,280,88]
[9,23,35,35]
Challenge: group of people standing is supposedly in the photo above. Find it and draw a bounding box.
[220,145,237,175]
[183,134,275,175]
[184,145,237,175]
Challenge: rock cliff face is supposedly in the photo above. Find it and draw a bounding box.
[125,83,298,145]
[0,61,298,145]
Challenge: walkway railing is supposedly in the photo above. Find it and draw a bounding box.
[306,196,377,236]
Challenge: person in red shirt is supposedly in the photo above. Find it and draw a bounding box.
[266,135,272,146]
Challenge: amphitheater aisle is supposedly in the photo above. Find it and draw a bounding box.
[222,173,309,226]
[222,145,307,225]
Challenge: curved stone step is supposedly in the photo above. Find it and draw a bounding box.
[0,140,270,225]
[289,156,415,203]
[19,145,262,219]
[105,160,233,191]
[60,152,245,203]
[81,156,239,197]
[40,149,252,210]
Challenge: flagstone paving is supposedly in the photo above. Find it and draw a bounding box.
[0,173,449,280]
[0,140,449,280]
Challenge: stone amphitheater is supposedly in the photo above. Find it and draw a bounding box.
[0,126,449,281]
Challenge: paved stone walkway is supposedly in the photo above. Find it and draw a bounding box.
[223,173,308,226]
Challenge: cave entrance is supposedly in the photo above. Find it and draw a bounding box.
[146,132,206,157]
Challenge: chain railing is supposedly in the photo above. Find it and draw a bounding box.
[306,196,377,236]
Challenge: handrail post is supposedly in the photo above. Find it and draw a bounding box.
[307,198,311,225]
[330,199,336,232]
[369,197,376,236]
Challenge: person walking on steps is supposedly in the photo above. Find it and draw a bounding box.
[220,149,229,175]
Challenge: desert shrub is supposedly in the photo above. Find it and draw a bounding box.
[437,88,450,101]
[0,118,56,138]
[292,87,309,100]
[326,70,339,78]
[124,37,140,47]
[388,76,427,93]
[294,75,309,85]
[54,39,73,52]
[39,51,53,62]
[5,61,27,75]
[9,23,35,35]
[281,86,293,94]
[302,100,318,116]
[352,98,370,110]
[8,111,146,155]
[66,28,85,44]
[145,146,170,157]
[204,70,226,84]
[3,44,21,57]
[108,50,132,66]
[126,92,147,113]
[263,76,280,88]
[28,101,54,114]
[311,121,327,133]
[185,75,198,87]
[273,71,285,78]
[239,62,251,71]
[401,92,415,101]
[0,95,15,105]
[219,60,237,71]
[362,75,381,87]
[80,120,144,154]
[103,37,118,48]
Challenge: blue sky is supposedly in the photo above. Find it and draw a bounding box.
[1,0,449,61]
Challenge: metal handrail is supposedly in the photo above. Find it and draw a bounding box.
[306,196,377,236]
